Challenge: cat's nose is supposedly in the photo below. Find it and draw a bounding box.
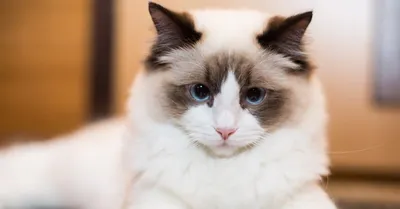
[215,128,237,140]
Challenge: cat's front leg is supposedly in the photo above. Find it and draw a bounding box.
[125,189,188,209]
[281,185,337,209]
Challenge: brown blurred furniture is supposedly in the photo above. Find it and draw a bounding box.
[0,1,91,139]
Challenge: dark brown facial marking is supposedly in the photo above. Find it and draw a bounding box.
[162,53,292,130]
[163,84,195,117]
[257,11,314,76]
[204,55,233,94]
[145,2,202,70]
[241,89,290,130]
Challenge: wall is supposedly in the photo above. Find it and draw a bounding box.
[0,0,90,140]
[312,0,400,173]
[116,0,400,173]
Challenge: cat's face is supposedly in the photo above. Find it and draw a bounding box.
[137,3,318,157]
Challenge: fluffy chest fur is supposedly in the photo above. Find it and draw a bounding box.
[126,125,328,209]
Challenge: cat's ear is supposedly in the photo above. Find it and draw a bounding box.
[147,2,201,68]
[257,11,313,62]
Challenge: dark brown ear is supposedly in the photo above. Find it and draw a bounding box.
[146,2,202,69]
[257,11,313,69]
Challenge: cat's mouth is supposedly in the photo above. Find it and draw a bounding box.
[202,138,241,148]
[194,133,266,157]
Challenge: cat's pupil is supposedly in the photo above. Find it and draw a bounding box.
[248,88,261,101]
[194,84,208,98]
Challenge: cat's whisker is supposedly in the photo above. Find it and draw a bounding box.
[329,143,385,155]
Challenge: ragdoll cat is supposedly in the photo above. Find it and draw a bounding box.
[0,2,337,209]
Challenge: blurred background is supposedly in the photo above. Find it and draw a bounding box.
[0,0,399,208]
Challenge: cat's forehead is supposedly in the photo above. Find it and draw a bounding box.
[189,9,272,53]
[165,52,291,93]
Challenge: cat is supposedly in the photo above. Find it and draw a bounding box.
[0,2,337,209]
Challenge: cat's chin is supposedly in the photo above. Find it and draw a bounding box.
[202,143,241,158]
[195,139,255,157]
[210,147,237,157]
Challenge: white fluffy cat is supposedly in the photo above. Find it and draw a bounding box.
[0,2,337,209]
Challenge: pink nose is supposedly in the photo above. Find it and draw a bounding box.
[215,128,237,140]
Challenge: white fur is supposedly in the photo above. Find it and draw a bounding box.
[0,119,127,209]
[191,9,269,54]
[0,8,336,209]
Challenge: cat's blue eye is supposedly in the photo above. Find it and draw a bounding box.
[245,88,266,105]
[190,84,211,102]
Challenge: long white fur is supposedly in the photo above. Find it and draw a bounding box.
[0,8,336,209]
[0,119,127,209]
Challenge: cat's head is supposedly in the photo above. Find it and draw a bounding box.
[129,2,327,157]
